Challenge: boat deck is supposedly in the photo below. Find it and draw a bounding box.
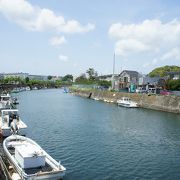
[24,163,53,175]
[0,116,27,128]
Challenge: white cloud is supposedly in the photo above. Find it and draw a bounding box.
[143,58,159,68]
[109,19,180,56]
[161,47,180,60]
[0,0,34,19]
[59,54,68,62]
[50,36,67,46]
[142,62,150,68]
[0,0,95,33]
[115,39,149,56]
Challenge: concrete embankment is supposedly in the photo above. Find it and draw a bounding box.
[71,88,180,114]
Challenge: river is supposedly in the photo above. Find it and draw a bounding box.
[14,89,180,180]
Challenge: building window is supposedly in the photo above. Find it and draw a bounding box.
[124,77,128,82]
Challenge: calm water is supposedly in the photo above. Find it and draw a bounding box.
[14,89,180,180]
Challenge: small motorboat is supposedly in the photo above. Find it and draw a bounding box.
[12,97,19,105]
[93,97,99,101]
[117,97,138,108]
[3,135,66,180]
[11,88,21,93]
[0,109,27,137]
[0,93,11,106]
[63,87,69,93]
[0,93,16,109]
[25,86,31,91]
[0,93,11,102]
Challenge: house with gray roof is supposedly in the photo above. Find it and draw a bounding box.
[118,70,139,89]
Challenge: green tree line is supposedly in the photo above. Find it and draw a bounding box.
[74,68,111,88]
[0,76,73,88]
[149,65,180,77]
[167,79,180,90]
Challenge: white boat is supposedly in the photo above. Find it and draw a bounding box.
[0,109,27,137]
[3,135,66,180]
[32,87,38,90]
[0,93,16,109]
[0,93,11,101]
[0,93,11,105]
[12,97,19,105]
[11,88,21,93]
[63,87,69,93]
[25,86,31,91]
[93,97,99,101]
[117,97,138,108]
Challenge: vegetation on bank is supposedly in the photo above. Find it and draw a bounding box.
[167,79,180,90]
[74,68,111,88]
[0,76,72,88]
[149,65,180,77]
[148,65,180,90]
[0,68,111,89]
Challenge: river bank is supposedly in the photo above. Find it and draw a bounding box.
[70,88,180,114]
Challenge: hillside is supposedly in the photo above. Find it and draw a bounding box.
[148,65,180,77]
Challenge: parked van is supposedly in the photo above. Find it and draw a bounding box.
[136,87,147,93]
[148,88,156,94]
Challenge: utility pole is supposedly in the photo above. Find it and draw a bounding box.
[112,52,115,90]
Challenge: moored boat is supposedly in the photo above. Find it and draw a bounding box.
[3,135,66,180]
[0,109,27,137]
[93,97,99,101]
[11,88,21,93]
[12,97,19,105]
[117,97,138,108]
[25,86,31,91]
[63,87,69,93]
[0,93,11,106]
[0,93,11,101]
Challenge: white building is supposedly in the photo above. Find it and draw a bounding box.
[28,75,48,81]
[3,73,29,79]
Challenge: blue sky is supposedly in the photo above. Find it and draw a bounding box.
[0,0,180,76]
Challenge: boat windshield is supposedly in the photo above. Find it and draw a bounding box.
[122,97,131,101]
[1,97,10,101]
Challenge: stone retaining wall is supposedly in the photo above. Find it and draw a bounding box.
[71,88,180,114]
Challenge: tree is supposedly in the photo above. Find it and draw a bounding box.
[47,75,52,80]
[55,80,62,87]
[167,79,180,90]
[86,68,98,81]
[75,74,88,83]
[62,74,73,82]
[149,65,180,77]
[98,80,111,88]
[25,77,29,83]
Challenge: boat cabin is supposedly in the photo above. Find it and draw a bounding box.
[0,94,11,102]
[121,97,131,101]
[15,144,45,169]
[1,109,19,127]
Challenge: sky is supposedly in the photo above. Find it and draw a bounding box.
[0,0,180,76]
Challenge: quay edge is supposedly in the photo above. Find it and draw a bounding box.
[70,88,180,114]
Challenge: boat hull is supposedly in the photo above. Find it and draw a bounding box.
[1,127,27,137]
[23,172,65,180]
[117,102,138,108]
[3,135,66,180]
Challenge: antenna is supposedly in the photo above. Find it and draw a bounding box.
[113,52,115,75]
[112,52,116,89]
